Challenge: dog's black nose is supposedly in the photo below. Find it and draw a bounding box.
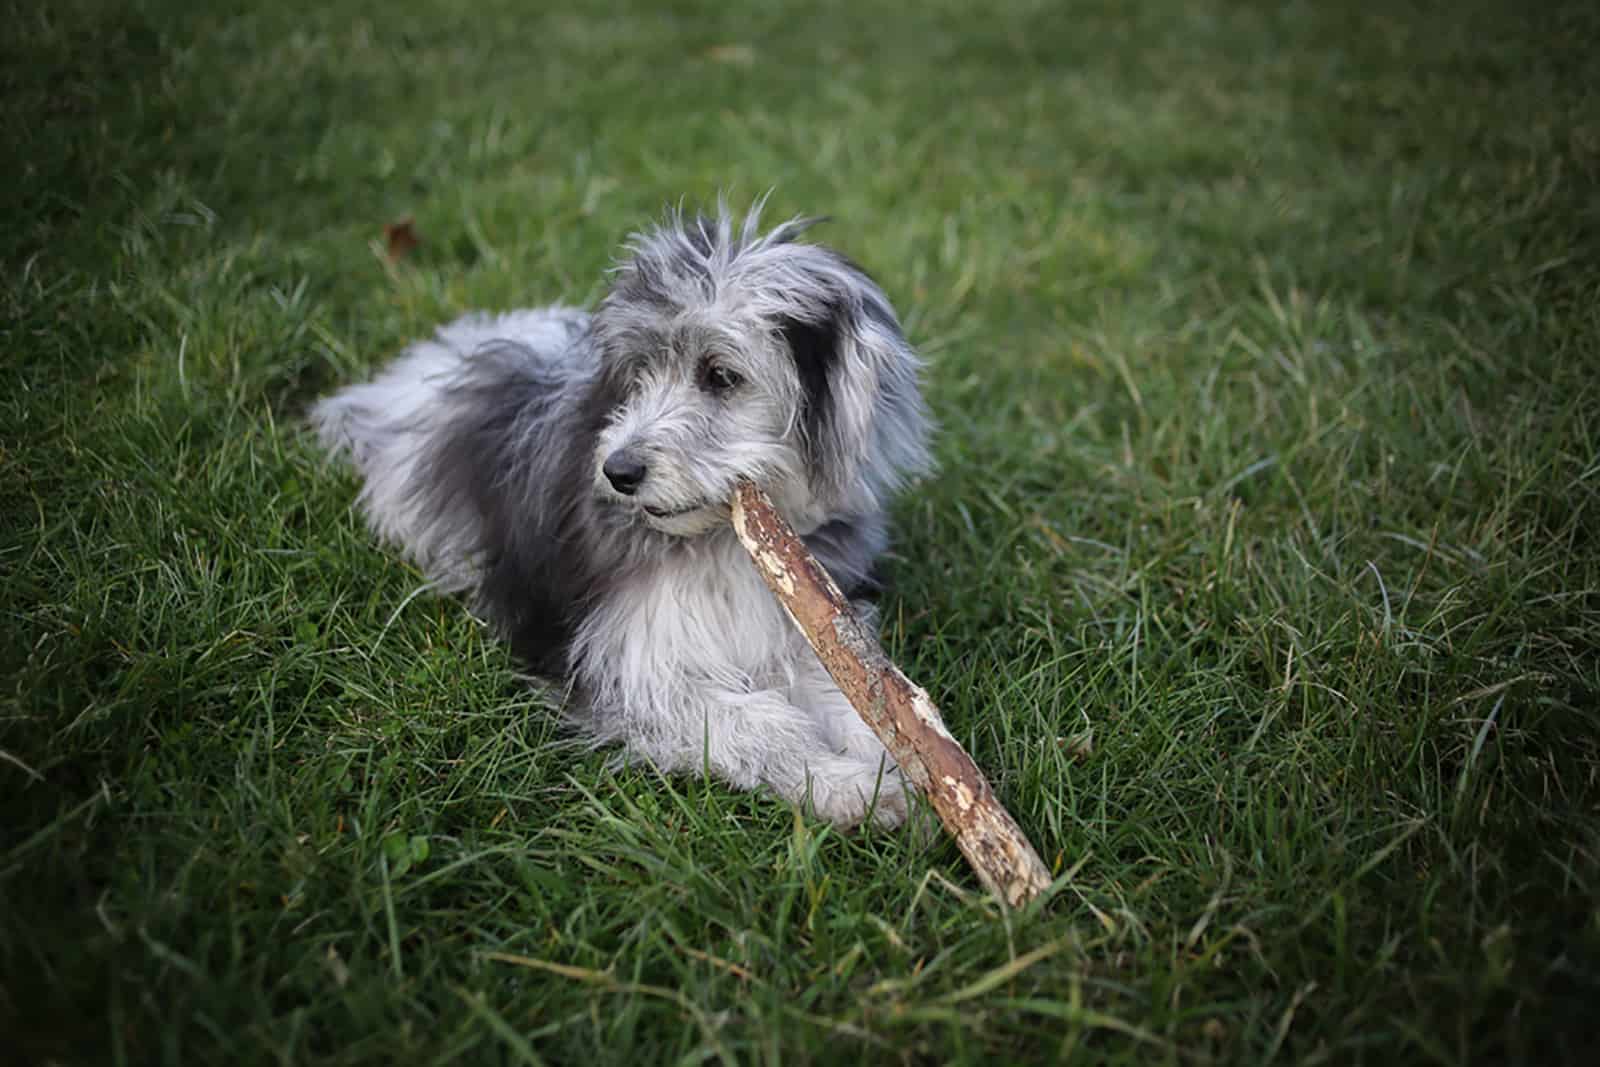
[602,451,647,495]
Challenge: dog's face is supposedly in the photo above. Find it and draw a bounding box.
[587,209,930,537]
[591,299,806,536]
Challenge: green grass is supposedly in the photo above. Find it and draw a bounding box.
[4,0,1598,1062]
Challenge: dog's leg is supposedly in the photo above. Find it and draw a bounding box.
[610,685,909,829]
[789,659,912,813]
[775,596,913,818]
[720,688,909,829]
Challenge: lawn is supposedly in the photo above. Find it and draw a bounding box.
[4,0,1598,1062]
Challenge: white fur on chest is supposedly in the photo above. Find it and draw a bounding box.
[571,531,810,710]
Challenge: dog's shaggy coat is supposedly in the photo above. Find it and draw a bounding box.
[312,205,931,826]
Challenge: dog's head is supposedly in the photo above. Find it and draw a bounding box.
[588,204,930,537]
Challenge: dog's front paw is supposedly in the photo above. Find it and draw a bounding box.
[799,757,910,829]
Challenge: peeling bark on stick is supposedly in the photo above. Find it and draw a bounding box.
[730,481,1053,908]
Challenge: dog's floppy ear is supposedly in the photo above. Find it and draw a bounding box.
[780,311,839,464]
[779,258,931,514]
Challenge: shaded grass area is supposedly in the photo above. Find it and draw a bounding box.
[4,0,1598,1062]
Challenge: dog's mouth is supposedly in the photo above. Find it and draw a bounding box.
[642,501,705,519]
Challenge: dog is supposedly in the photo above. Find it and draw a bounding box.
[311,203,932,827]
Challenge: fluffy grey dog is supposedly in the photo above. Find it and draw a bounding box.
[311,204,931,827]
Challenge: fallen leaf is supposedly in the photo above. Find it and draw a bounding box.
[383,217,420,261]
[324,945,350,988]
[1056,731,1094,760]
[705,43,756,66]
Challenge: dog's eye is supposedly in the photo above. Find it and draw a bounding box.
[701,363,743,394]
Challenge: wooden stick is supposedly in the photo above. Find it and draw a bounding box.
[730,481,1053,908]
